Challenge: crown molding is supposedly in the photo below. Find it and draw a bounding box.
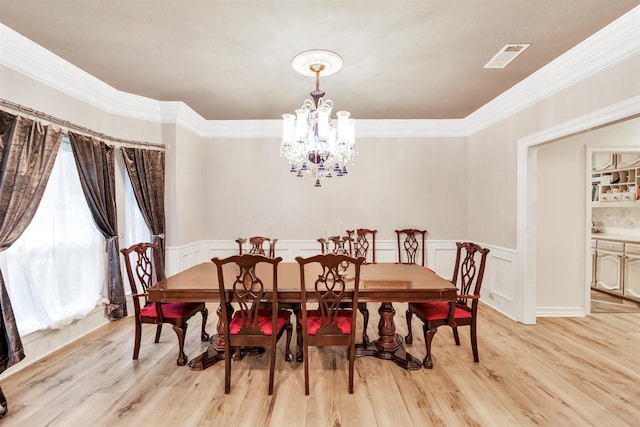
[464,5,640,135]
[1,6,638,139]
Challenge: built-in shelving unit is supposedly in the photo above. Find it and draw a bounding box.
[591,152,640,207]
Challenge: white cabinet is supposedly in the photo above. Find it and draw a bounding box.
[624,255,640,299]
[591,152,639,205]
[623,243,640,299]
[596,250,623,294]
[592,239,640,302]
[592,153,616,172]
[616,153,640,169]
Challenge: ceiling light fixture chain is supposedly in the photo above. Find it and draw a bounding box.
[281,50,356,187]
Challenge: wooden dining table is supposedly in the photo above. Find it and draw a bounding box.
[147,261,458,371]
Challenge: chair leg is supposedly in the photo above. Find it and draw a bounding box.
[133,319,142,360]
[284,321,293,362]
[348,342,355,394]
[405,309,414,344]
[295,318,303,363]
[470,319,479,362]
[154,324,162,343]
[358,303,369,345]
[172,323,188,366]
[303,340,310,396]
[422,324,437,369]
[200,307,210,341]
[224,346,231,394]
[452,326,460,345]
[268,335,277,395]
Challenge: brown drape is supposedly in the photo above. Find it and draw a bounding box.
[121,147,166,272]
[68,132,126,320]
[0,110,63,372]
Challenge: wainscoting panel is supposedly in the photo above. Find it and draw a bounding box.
[478,244,519,321]
[165,239,521,320]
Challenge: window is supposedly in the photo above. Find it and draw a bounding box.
[0,138,107,335]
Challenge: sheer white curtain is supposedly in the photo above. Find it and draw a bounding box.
[0,139,107,335]
[122,166,152,295]
[123,168,151,250]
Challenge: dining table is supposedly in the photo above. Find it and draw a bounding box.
[146,261,458,371]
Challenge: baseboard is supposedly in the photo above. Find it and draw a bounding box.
[536,306,587,317]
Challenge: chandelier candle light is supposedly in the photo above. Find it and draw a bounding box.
[281,50,356,187]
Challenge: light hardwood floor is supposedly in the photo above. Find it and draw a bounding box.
[1,303,639,426]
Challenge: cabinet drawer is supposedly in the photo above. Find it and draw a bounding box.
[597,240,624,251]
[591,239,597,249]
[625,243,640,255]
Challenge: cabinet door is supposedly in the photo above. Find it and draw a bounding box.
[596,251,623,293]
[616,153,640,169]
[623,255,640,299]
[592,153,616,172]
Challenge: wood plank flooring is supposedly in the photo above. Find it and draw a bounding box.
[1,302,639,426]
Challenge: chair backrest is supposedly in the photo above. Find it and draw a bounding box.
[452,242,490,309]
[317,235,353,255]
[346,228,377,264]
[395,229,427,266]
[296,253,364,336]
[236,236,278,258]
[121,242,164,314]
[212,254,282,335]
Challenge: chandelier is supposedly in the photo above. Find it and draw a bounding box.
[281,50,356,187]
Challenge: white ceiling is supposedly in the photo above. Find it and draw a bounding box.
[0,1,638,120]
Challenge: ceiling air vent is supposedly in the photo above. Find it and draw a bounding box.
[484,43,531,69]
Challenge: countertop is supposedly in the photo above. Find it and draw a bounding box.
[591,233,640,243]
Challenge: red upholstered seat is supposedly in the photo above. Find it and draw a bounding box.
[409,301,472,321]
[121,242,210,366]
[303,309,353,335]
[140,302,205,319]
[405,242,490,369]
[229,309,291,335]
[212,254,293,395]
[296,253,365,395]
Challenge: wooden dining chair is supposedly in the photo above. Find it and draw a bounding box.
[236,236,278,258]
[296,253,365,395]
[405,242,490,368]
[121,242,210,366]
[346,228,377,264]
[317,234,370,346]
[317,235,352,255]
[346,228,377,345]
[396,229,428,266]
[212,254,293,395]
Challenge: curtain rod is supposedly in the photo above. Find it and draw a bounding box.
[0,98,167,150]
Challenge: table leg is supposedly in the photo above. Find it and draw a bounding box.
[188,303,231,370]
[355,302,423,370]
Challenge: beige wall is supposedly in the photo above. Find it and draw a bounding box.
[200,136,468,241]
[536,117,640,309]
[468,55,640,250]
[163,124,205,247]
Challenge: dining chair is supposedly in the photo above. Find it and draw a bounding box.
[296,253,365,395]
[395,228,428,266]
[405,242,490,368]
[346,228,377,264]
[317,235,352,255]
[236,236,278,258]
[346,228,377,345]
[121,242,210,366]
[211,254,293,395]
[317,234,370,346]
